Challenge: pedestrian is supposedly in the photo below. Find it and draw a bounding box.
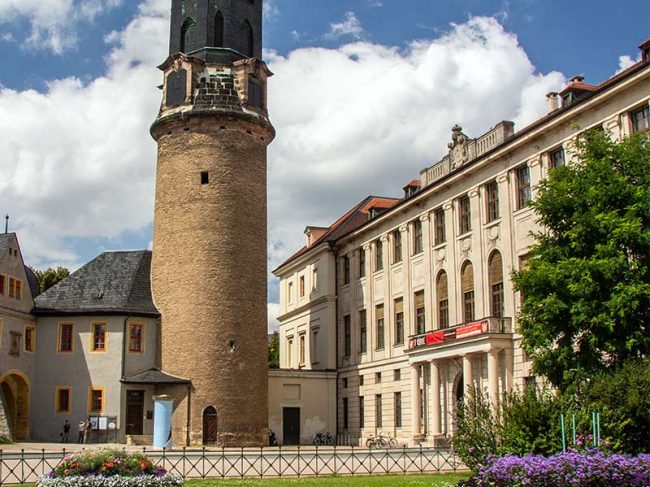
[84,417,92,444]
[77,419,87,444]
[61,420,71,443]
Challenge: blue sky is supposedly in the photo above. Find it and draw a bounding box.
[0,0,648,328]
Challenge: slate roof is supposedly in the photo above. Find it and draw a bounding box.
[33,250,159,316]
[121,367,190,385]
[24,266,40,298]
[0,233,13,259]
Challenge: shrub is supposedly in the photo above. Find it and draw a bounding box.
[37,449,183,487]
[459,450,650,487]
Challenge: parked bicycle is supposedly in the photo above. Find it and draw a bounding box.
[365,432,398,448]
[313,432,335,446]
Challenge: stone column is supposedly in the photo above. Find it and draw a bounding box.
[462,354,473,400]
[487,349,499,410]
[431,360,441,435]
[504,346,514,394]
[411,364,421,438]
[420,213,433,333]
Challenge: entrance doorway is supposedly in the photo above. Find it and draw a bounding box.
[202,406,218,445]
[0,372,30,441]
[125,390,145,435]
[283,407,300,445]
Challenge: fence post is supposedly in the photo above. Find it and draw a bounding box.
[278,445,282,478]
[402,445,406,475]
[221,446,225,479]
[315,445,318,477]
[182,447,186,479]
[202,447,206,479]
[419,445,423,474]
[21,449,25,484]
[259,447,263,479]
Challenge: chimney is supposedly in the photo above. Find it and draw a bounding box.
[546,92,559,112]
[570,75,585,84]
[640,37,650,62]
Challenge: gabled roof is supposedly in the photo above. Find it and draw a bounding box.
[24,266,40,299]
[33,250,159,316]
[275,195,400,272]
[0,233,14,259]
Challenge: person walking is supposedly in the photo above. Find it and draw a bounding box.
[77,419,87,444]
[61,420,71,443]
[84,417,92,444]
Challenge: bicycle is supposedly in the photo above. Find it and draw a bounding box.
[313,432,335,446]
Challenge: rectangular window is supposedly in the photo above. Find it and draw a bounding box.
[486,181,499,222]
[434,208,446,245]
[516,166,531,210]
[287,338,293,367]
[8,277,22,300]
[375,394,383,428]
[375,304,385,350]
[394,298,404,345]
[25,326,35,353]
[359,310,367,354]
[88,388,104,414]
[491,282,504,318]
[415,291,425,335]
[299,275,305,297]
[312,268,318,291]
[394,369,401,381]
[343,397,349,430]
[343,315,351,357]
[464,291,475,323]
[376,372,381,383]
[394,392,402,428]
[299,334,306,365]
[549,147,565,169]
[343,256,350,285]
[359,396,365,429]
[56,388,71,413]
[375,240,383,271]
[360,375,364,386]
[393,230,402,263]
[413,220,423,255]
[632,104,650,133]
[288,282,294,304]
[0,274,5,294]
[58,323,73,353]
[129,324,144,353]
[91,323,107,352]
[342,378,348,389]
[359,249,366,278]
[459,195,472,234]
[311,328,319,364]
[439,299,449,329]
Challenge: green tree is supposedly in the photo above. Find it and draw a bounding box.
[32,266,70,293]
[512,132,650,390]
[268,330,279,369]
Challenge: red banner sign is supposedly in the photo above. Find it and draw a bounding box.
[408,320,490,349]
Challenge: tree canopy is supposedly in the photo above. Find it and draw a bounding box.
[32,266,70,294]
[268,330,279,369]
[512,132,650,390]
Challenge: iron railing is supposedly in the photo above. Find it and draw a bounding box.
[0,446,463,484]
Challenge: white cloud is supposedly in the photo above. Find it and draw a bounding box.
[263,0,280,21]
[0,0,122,53]
[325,11,365,40]
[616,54,641,74]
[1,7,565,331]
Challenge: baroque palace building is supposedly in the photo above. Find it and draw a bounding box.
[272,38,650,447]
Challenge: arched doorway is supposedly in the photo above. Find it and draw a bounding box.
[202,406,218,445]
[1,371,30,441]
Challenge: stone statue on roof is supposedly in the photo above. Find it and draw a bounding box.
[448,124,469,169]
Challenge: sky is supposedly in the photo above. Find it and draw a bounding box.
[0,0,648,330]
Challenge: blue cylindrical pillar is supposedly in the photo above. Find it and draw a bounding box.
[153,395,174,449]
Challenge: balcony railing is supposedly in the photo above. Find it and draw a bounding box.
[407,317,512,351]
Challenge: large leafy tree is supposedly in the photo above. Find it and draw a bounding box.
[268,330,280,369]
[513,132,650,390]
[32,266,70,294]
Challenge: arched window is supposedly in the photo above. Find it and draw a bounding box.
[436,271,449,329]
[241,19,254,57]
[202,406,218,445]
[214,11,224,47]
[248,75,263,108]
[461,261,474,323]
[180,17,197,53]
[488,251,504,318]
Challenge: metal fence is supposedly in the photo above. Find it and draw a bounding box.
[0,446,464,484]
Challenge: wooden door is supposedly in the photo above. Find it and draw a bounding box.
[283,407,300,445]
[203,406,218,445]
[126,390,145,436]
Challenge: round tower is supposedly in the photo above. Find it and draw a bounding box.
[150,0,274,446]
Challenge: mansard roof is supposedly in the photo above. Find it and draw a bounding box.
[33,250,159,317]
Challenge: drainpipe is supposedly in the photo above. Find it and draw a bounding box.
[331,241,339,438]
[186,383,191,446]
[120,315,130,379]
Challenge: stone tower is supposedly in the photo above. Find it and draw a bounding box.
[150,0,274,446]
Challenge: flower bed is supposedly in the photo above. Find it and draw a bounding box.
[37,449,183,487]
[459,450,650,486]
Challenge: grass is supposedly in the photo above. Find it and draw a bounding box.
[185,473,469,486]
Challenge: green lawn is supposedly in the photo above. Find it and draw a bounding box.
[186,473,469,486]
